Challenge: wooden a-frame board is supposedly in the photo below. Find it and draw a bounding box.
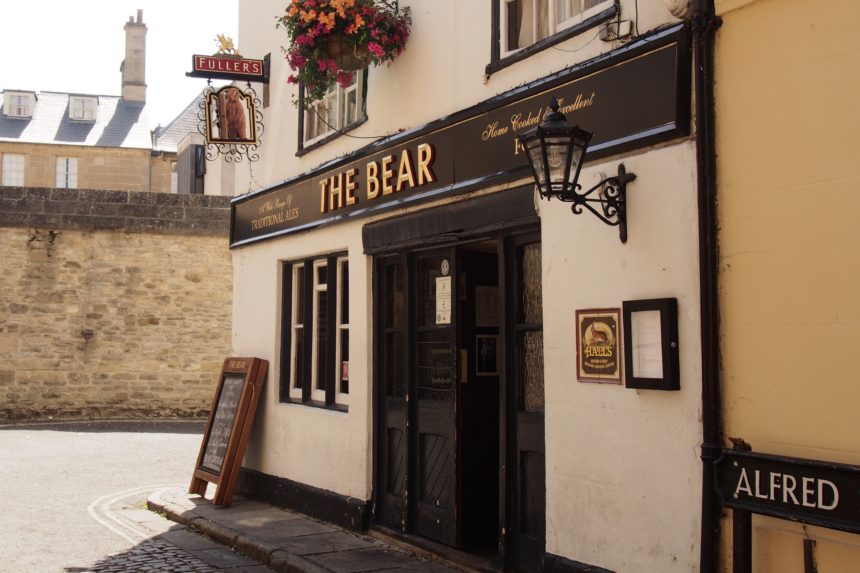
[190,357,267,506]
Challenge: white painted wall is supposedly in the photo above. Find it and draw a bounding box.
[232,219,373,499]
[542,144,702,571]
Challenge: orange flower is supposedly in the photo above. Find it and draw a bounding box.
[300,9,317,23]
[318,11,336,30]
[354,14,364,28]
[288,4,298,16]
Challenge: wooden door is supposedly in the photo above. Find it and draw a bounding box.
[411,249,459,547]
[376,256,409,530]
[509,238,546,572]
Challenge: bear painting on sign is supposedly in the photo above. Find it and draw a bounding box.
[206,86,255,144]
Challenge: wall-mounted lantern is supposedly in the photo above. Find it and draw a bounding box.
[517,98,636,243]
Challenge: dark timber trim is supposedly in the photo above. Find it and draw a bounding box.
[234,468,371,532]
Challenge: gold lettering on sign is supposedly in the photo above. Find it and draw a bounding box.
[228,359,246,369]
[381,155,395,195]
[396,149,416,192]
[417,143,436,185]
[481,92,598,150]
[345,168,358,206]
[250,194,300,230]
[367,161,380,199]
[313,141,437,216]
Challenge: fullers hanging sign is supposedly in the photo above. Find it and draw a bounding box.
[188,55,268,83]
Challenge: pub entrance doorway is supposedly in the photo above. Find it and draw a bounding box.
[371,205,546,572]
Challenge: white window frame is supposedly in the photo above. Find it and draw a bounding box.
[3,92,34,118]
[55,157,78,189]
[500,0,613,58]
[1,154,25,186]
[289,263,306,402]
[284,255,350,408]
[302,73,364,146]
[69,96,97,121]
[310,259,329,402]
[335,256,349,406]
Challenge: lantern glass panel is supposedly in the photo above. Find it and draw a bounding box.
[524,137,548,188]
[544,135,571,188]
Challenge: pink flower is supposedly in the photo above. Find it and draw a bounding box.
[336,70,354,88]
[367,41,385,58]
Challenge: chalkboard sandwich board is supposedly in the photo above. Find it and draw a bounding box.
[190,357,267,507]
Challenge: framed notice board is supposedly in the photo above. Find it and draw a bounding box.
[190,357,268,506]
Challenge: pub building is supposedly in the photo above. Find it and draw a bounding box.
[226,1,715,572]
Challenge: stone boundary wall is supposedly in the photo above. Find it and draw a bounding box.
[0,186,231,234]
[0,187,234,422]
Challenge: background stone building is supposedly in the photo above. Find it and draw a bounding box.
[0,10,235,422]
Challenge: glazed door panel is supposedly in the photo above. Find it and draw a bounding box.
[510,239,546,572]
[411,250,459,547]
[376,256,409,530]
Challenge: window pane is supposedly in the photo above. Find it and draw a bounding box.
[294,327,305,389]
[2,154,25,186]
[520,330,545,412]
[340,329,349,394]
[316,289,328,392]
[55,157,78,189]
[556,0,581,23]
[340,261,349,324]
[536,0,550,42]
[386,263,405,329]
[520,243,542,324]
[294,265,305,325]
[506,0,522,51]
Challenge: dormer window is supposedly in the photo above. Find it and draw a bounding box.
[69,96,97,121]
[3,92,35,118]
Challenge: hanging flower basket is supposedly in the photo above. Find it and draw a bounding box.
[325,35,373,70]
[278,0,411,106]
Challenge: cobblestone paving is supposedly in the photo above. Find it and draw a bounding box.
[68,538,219,573]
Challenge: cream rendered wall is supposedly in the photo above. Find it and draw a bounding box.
[232,219,372,498]
[543,144,702,572]
[715,0,860,569]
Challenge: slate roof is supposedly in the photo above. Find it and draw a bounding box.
[152,94,203,154]
[0,91,153,150]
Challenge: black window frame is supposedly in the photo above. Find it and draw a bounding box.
[279,253,349,411]
[487,0,619,76]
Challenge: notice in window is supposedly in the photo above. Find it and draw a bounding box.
[436,276,452,325]
[630,310,663,379]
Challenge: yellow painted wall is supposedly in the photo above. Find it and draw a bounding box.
[716,0,860,568]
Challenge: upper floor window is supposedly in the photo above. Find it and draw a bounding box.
[300,72,365,151]
[1,154,25,186]
[69,96,97,121]
[3,92,35,118]
[56,157,78,189]
[281,254,350,409]
[492,0,616,72]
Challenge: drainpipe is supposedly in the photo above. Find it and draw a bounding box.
[690,0,722,572]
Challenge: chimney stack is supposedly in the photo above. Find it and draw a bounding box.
[121,9,147,102]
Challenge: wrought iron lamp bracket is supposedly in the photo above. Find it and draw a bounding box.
[557,163,635,243]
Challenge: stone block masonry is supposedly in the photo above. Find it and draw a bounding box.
[0,187,234,422]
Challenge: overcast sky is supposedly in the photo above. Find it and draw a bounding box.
[1,0,242,128]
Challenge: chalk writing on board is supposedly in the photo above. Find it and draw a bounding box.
[201,374,244,474]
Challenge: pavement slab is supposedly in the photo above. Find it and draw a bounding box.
[147,487,469,573]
